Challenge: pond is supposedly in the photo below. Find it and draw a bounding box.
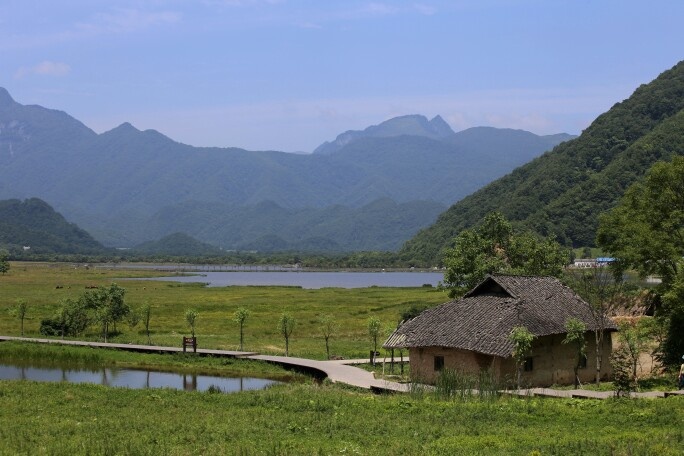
[136,271,444,289]
[0,362,281,393]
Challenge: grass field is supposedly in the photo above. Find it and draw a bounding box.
[0,376,682,455]
[0,262,446,359]
[1,264,683,455]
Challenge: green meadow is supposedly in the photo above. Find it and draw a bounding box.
[0,376,682,455]
[1,263,683,455]
[0,262,446,359]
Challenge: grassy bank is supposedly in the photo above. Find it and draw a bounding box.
[0,342,302,381]
[0,378,682,455]
[0,262,446,358]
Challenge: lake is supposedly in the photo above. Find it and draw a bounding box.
[138,271,444,288]
[0,362,281,393]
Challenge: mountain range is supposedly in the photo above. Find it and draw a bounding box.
[0,88,572,252]
[402,60,684,264]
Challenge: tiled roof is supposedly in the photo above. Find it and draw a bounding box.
[383,275,617,357]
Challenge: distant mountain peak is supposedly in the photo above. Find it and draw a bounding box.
[313,114,455,155]
[0,88,16,108]
[113,122,139,132]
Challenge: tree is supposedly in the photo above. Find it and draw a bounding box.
[233,307,250,351]
[319,314,339,360]
[443,212,568,298]
[367,317,382,365]
[509,326,535,389]
[617,319,651,388]
[79,283,129,343]
[141,302,152,345]
[40,298,89,339]
[185,309,199,338]
[278,313,295,357]
[9,299,28,336]
[0,250,9,275]
[562,317,587,388]
[565,268,622,384]
[597,156,684,367]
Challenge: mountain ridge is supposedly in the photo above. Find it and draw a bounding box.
[401,60,684,264]
[0,88,572,251]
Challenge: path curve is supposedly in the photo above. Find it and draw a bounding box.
[3,337,680,397]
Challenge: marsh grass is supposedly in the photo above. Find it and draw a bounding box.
[0,262,447,359]
[0,379,682,455]
[431,369,500,401]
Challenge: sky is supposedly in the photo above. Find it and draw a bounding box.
[1,1,683,153]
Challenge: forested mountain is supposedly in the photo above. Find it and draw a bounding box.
[0,88,570,251]
[133,233,223,256]
[402,60,684,264]
[0,198,106,254]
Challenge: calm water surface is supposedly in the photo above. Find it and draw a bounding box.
[0,362,281,393]
[139,271,444,288]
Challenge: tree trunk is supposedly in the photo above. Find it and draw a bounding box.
[594,329,603,385]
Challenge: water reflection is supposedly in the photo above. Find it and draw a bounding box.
[0,363,280,393]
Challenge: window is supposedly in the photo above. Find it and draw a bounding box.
[524,357,534,372]
[434,355,444,372]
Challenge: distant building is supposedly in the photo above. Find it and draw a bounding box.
[384,275,617,386]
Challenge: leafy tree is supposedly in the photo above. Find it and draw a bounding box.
[367,317,382,365]
[141,302,152,345]
[565,268,622,384]
[597,156,684,367]
[0,250,9,275]
[400,303,428,325]
[233,307,250,351]
[79,283,128,343]
[319,314,339,360]
[9,299,28,336]
[40,298,89,339]
[597,156,684,286]
[509,326,535,389]
[443,212,568,297]
[617,319,651,388]
[611,344,636,397]
[185,309,199,338]
[562,317,587,388]
[278,313,296,357]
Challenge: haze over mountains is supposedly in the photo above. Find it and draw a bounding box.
[0,87,572,252]
[403,60,684,264]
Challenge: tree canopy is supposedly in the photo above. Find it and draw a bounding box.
[597,156,684,366]
[597,156,684,285]
[442,212,568,297]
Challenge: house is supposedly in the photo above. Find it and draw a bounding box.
[383,275,617,387]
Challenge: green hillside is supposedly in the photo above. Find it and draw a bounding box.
[402,60,684,264]
[132,232,223,256]
[0,198,106,255]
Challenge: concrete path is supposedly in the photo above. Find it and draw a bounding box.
[505,387,674,399]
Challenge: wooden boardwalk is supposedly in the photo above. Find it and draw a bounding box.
[1,336,682,397]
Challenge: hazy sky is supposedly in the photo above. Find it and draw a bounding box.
[2,1,683,152]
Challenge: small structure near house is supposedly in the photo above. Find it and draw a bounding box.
[384,275,617,387]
